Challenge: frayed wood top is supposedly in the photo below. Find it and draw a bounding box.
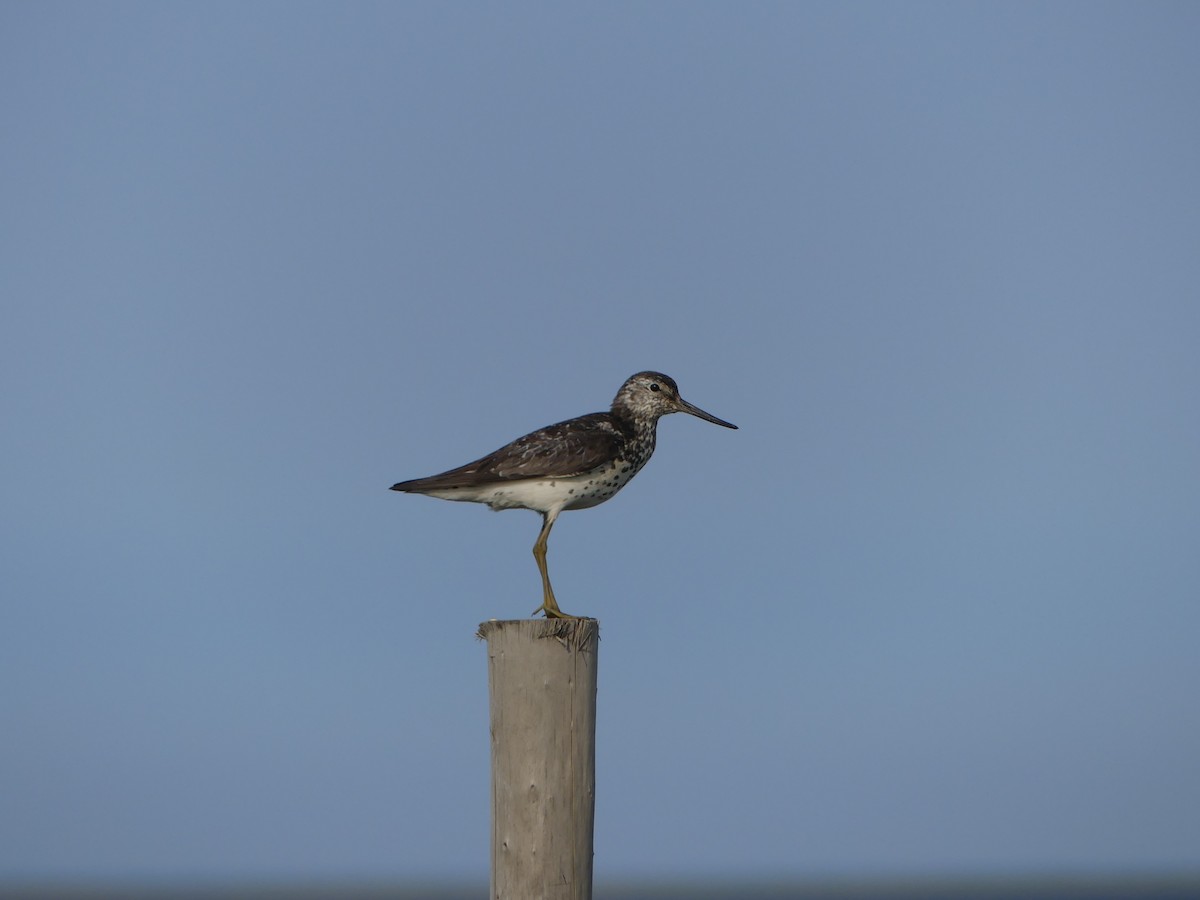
[477,617,599,652]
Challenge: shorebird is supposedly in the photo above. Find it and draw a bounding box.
[390,371,737,618]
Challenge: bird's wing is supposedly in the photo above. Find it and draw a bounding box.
[487,414,624,478]
[392,413,624,491]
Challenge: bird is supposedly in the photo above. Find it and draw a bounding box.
[390,371,737,618]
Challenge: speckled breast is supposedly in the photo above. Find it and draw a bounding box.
[563,441,654,511]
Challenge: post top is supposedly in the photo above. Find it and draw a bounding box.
[477,617,599,651]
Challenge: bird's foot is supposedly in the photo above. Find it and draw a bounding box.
[532,601,579,619]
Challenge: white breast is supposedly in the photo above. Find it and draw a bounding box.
[422,459,646,515]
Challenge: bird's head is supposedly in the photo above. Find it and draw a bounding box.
[612,372,737,429]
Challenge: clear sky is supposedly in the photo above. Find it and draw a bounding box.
[3,0,1198,886]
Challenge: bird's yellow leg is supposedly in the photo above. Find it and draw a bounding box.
[531,512,576,619]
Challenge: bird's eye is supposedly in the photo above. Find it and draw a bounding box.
[649,383,660,392]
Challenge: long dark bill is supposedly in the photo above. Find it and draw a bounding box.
[678,398,738,429]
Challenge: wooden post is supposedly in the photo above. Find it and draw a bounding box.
[478,618,599,900]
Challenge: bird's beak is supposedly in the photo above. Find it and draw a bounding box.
[677,397,738,429]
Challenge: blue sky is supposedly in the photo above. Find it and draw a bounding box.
[2,0,1198,885]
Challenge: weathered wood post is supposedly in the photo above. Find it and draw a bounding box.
[478,618,599,900]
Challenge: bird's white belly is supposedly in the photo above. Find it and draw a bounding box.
[425,464,643,514]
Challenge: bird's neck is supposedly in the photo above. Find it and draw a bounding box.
[612,410,658,458]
